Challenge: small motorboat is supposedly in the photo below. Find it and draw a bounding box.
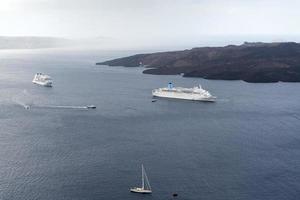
[86,105,96,109]
[24,105,30,110]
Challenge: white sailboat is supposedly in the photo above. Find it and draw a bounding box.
[130,164,152,194]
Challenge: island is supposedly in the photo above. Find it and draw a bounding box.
[96,42,300,83]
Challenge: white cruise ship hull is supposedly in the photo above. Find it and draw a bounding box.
[152,90,216,102]
[32,80,52,87]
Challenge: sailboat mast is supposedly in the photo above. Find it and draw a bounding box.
[142,164,144,189]
[144,168,151,190]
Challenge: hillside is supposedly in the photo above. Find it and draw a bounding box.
[97,42,300,83]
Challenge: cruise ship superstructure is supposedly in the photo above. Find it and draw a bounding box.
[152,83,216,102]
[32,73,53,87]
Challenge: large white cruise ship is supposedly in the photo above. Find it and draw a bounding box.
[32,73,53,87]
[152,83,216,102]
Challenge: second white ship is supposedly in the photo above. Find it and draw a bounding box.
[152,83,216,102]
[32,73,53,87]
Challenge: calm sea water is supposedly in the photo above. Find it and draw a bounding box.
[0,48,299,200]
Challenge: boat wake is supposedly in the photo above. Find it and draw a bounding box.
[31,105,96,110]
[12,90,96,110]
[14,101,96,110]
[12,90,33,109]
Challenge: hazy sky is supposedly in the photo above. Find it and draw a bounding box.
[1,0,300,47]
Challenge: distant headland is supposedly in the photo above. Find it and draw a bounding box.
[0,36,72,49]
[97,42,300,83]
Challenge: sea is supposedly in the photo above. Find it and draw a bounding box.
[0,48,299,200]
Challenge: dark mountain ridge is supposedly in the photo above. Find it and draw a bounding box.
[97,42,300,83]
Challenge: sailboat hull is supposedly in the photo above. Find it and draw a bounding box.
[130,187,152,194]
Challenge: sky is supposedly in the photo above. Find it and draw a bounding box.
[1,0,300,48]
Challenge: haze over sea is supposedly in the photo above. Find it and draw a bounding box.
[0,48,299,200]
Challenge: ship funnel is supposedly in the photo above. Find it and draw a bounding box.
[168,82,173,89]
